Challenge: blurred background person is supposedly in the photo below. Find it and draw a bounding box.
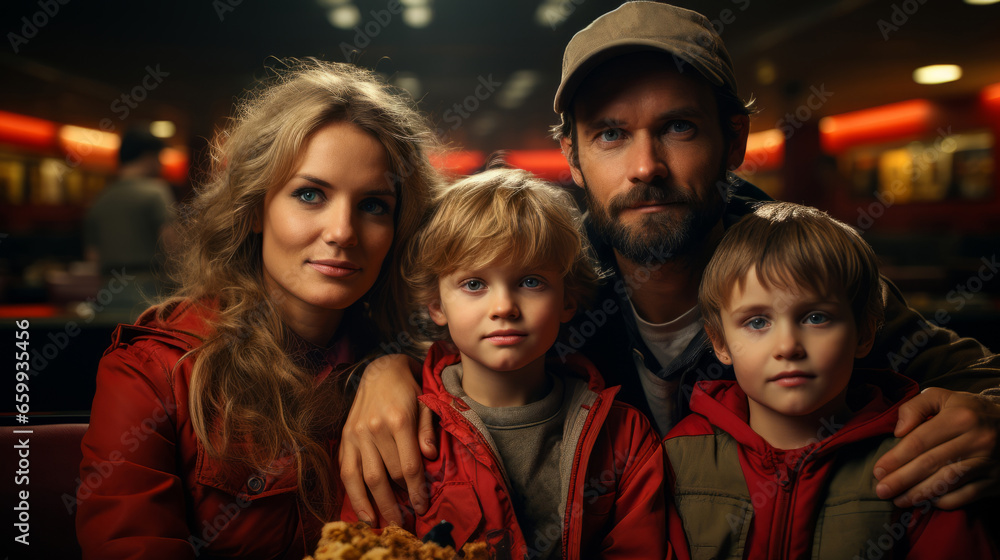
[83,125,177,315]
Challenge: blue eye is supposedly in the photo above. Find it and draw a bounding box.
[747,317,768,330]
[293,188,322,204]
[360,198,390,216]
[521,277,542,288]
[667,121,694,134]
[599,129,623,142]
[805,313,829,325]
[463,279,485,292]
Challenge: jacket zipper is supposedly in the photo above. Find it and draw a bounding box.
[442,400,524,555]
[446,400,516,497]
[772,458,794,560]
[773,450,814,559]
[562,390,615,559]
[437,381,616,559]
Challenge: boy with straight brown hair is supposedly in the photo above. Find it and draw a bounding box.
[664,201,996,559]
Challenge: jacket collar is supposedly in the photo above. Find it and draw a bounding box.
[136,298,360,374]
[133,298,217,343]
[421,340,607,401]
[688,370,920,459]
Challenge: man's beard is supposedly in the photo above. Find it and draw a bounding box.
[583,173,729,265]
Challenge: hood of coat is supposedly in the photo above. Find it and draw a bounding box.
[688,369,919,460]
[132,298,220,345]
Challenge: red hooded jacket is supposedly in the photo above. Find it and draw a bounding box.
[76,300,358,559]
[664,371,997,560]
[342,342,669,559]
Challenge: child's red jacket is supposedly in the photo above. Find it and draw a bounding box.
[343,342,669,559]
[664,371,997,560]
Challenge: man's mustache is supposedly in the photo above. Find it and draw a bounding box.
[607,182,692,216]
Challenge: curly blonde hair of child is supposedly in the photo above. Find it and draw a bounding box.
[404,166,600,342]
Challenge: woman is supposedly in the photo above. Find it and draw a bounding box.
[76,59,439,559]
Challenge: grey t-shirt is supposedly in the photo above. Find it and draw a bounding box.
[629,299,702,434]
[441,364,567,560]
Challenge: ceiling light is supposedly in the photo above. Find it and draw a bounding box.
[964,0,1000,5]
[755,59,776,86]
[150,120,175,138]
[535,1,570,28]
[328,5,360,29]
[59,125,121,150]
[403,6,432,27]
[913,64,962,85]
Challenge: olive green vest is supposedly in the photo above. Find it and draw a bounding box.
[666,429,900,560]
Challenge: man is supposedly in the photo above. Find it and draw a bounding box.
[340,2,1000,526]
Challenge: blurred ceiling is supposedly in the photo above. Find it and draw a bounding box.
[2,0,999,156]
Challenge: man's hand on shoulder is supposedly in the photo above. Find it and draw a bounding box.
[338,353,438,525]
[874,388,1000,509]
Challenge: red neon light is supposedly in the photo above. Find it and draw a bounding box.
[739,146,783,172]
[505,150,571,182]
[738,132,785,173]
[982,82,1000,113]
[0,110,58,151]
[160,148,188,184]
[0,304,60,318]
[820,99,933,154]
[58,140,118,171]
[428,150,485,176]
[428,149,574,182]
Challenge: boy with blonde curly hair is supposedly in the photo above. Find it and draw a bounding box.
[343,167,667,560]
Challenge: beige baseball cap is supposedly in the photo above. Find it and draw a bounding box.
[554,1,739,113]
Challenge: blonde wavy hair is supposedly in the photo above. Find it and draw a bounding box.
[404,166,600,341]
[164,59,439,519]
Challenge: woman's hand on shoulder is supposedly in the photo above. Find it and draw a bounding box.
[339,353,437,525]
